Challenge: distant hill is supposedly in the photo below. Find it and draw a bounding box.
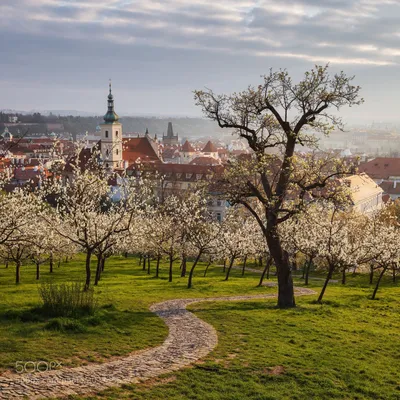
[0,111,233,141]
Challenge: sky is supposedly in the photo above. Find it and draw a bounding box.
[1,0,400,122]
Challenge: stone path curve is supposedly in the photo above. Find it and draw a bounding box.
[0,287,316,400]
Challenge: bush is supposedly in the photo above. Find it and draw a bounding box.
[38,282,97,318]
[45,318,87,333]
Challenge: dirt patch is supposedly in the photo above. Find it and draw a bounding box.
[265,365,285,375]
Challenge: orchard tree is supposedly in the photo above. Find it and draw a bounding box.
[40,155,150,289]
[367,211,400,300]
[0,190,43,283]
[301,204,371,303]
[195,65,362,307]
[281,207,324,286]
[217,208,250,281]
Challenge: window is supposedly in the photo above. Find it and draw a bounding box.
[105,130,109,138]
[116,131,119,138]
[116,149,119,155]
[216,213,222,222]
[217,200,222,207]
[105,163,109,168]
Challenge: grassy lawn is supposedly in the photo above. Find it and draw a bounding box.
[0,255,275,373]
[1,256,400,399]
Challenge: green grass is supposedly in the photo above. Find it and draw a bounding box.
[1,256,400,399]
[0,255,275,373]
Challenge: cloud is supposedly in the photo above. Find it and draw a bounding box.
[1,0,399,66]
[1,0,400,118]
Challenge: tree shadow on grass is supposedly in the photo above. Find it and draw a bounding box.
[0,304,159,338]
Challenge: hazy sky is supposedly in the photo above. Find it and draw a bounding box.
[1,0,400,122]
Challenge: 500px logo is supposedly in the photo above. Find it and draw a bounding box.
[15,361,62,373]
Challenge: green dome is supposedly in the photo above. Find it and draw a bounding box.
[104,110,119,123]
[103,82,119,123]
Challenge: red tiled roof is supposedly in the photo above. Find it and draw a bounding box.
[189,156,221,166]
[358,158,400,180]
[162,148,180,159]
[13,167,48,181]
[379,180,400,195]
[122,137,161,164]
[202,140,217,153]
[128,162,223,175]
[181,140,195,152]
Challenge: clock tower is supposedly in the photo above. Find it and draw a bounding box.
[100,82,123,169]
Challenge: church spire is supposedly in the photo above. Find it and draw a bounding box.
[103,80,119,124]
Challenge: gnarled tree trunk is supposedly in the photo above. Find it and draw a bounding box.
[266,225,295,308]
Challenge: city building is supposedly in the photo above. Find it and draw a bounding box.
[162,122,179,146]
[342,173,384,214]
[99,82,123,169]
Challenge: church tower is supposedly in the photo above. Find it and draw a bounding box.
[100,82,123,169]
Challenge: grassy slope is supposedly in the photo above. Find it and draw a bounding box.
[1,256,400,399]
[0,255,275,373]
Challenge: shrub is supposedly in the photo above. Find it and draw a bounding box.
[38,282,97,318]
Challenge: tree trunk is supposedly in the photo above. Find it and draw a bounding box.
[15,261,21,284]
[392,266,396,283]
[203,261,211,277]
[85,250,92,290]
[305,259,311,286]
[317,264,334,303]
[257,257,272,287]
[342,267,346,285]
[5,261,8,269]
[224,255,235,281]
[49,253,53,273]
[147,256,151,275]
[369,265,374,284]
[124,252,128,258]
[101,256,106,272]
[156,255,160,278]
[181,257,187,277]
[57,259,61,268]
[241,255,247,276]
[94,255,102,286]
[36,261,40,280]
[292,256,298,272]
[187,251,202,289]
[266,227,295,308]
[372,266,388,300]
[169,256,173,282]
[139,254,142,266]
[142,255,146,271]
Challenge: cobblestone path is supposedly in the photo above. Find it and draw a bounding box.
[0,288,315,399]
